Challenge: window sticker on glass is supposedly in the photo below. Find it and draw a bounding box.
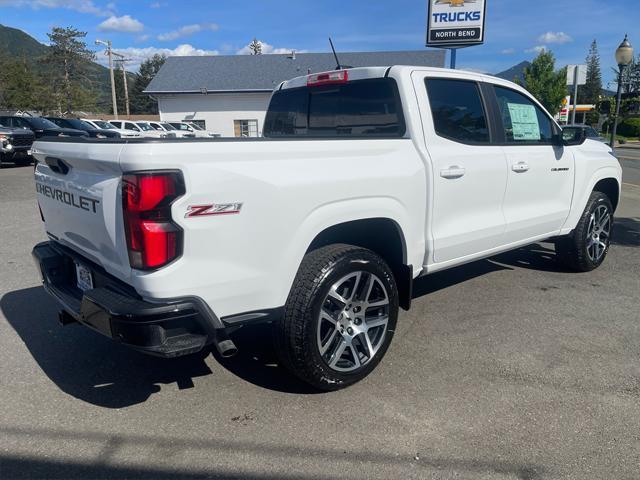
[507,103,541,141]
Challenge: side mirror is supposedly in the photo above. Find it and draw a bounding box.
[561,126,587,146]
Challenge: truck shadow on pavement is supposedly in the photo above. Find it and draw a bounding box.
[0,287,217,408]
[611,216,640,247]
[2,218,636,407]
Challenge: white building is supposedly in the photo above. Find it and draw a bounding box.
[145,50,446,137]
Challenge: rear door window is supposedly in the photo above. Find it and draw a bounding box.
[264,78,405,138]
[425,78,490,143]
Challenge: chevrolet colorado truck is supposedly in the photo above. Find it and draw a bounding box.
[31,67,622,390]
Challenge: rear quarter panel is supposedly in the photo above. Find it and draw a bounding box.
[119,139,426,317]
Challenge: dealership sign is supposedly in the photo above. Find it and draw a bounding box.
[426,0,487,47]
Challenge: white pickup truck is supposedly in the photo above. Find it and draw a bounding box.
[31,67,621,390]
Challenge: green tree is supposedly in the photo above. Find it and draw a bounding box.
[130,54,166,114]
[0,57,57,113]
[0,58,38,109]
[44,27,95,112]
[583,40,602,104]
[249,38,262,55]
[523,50,567,115]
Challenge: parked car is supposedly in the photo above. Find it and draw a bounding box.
[148,121,195,138]
[0,124,35,166]
[81,119,142,138]
[563,124,607,143]
[108,120,168,138]
[0,115,88,139]
[32,66,621,391]
[168,121,219,137]
[45,117,120,138]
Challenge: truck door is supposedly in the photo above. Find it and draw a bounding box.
[413,73,509,264]
[489,85,574,243]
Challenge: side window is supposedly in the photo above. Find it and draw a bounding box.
[125,122,138,131]
[111,121,121,128]
[425,78,489,143]
[494,86,554,144]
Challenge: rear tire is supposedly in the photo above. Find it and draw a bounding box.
[274,244,399,391]
[555,191,613,272]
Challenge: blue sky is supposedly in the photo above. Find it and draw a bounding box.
[0,0,638,86]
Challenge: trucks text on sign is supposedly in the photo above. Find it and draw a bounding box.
[426,0,487,47]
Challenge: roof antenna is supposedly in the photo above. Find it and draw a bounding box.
[329,37,341,70]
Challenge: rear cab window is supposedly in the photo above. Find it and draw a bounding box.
[263,77,406,138]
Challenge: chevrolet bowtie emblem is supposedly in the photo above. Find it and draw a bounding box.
[435,0,477,6]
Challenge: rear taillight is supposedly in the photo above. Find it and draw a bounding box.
[122,171,185,270]
[307,70,348,87]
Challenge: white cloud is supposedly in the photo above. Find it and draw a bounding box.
[157,23,218,41]
[137,34,150,42]
[236,40,302,55]
[100,44,219,71]
[538,31,573,45]
[0,0,111,16]
[150,1,167,7]
[98,15,144,33]
[501,48,516,55]
[525,45,547,54]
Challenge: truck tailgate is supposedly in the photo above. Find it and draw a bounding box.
[33,140,131,278]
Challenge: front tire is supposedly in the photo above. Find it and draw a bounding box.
[556,191,613,272]
[274,244,399,391]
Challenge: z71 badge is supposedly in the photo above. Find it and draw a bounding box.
[185,203,243,218]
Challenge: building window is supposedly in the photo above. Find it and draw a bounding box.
[234,119,258,137]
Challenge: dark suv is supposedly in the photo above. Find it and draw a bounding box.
[0,116,89,139]
[45,117,120,138]
[0,124,35,166]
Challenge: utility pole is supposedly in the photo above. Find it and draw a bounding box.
[113,53,131,117]
[95,39,118,119]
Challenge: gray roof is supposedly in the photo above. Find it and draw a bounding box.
[145,50,446,94]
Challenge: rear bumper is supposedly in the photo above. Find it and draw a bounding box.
[32,241,225,358]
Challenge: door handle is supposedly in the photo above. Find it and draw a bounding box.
[440,166,466,179]
[512,162,530,173]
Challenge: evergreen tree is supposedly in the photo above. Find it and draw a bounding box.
[583,40,602,104]
[130,54,166,114]
[43,27,95,112]
[0,57,56,113]
[523,50,567,114]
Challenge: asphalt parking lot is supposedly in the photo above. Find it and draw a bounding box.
[0,152,639,480]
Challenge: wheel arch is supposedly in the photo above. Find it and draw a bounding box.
[562,167,621,234]
[306,217,413,311]
[593,177,620,212]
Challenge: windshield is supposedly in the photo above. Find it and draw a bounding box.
[28,117,59,129]
[161,123,176,130]
[136,122,154,131]
[92,120,116,129]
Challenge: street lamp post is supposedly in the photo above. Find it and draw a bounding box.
[610,35,634,150]
[95,39,118,119]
